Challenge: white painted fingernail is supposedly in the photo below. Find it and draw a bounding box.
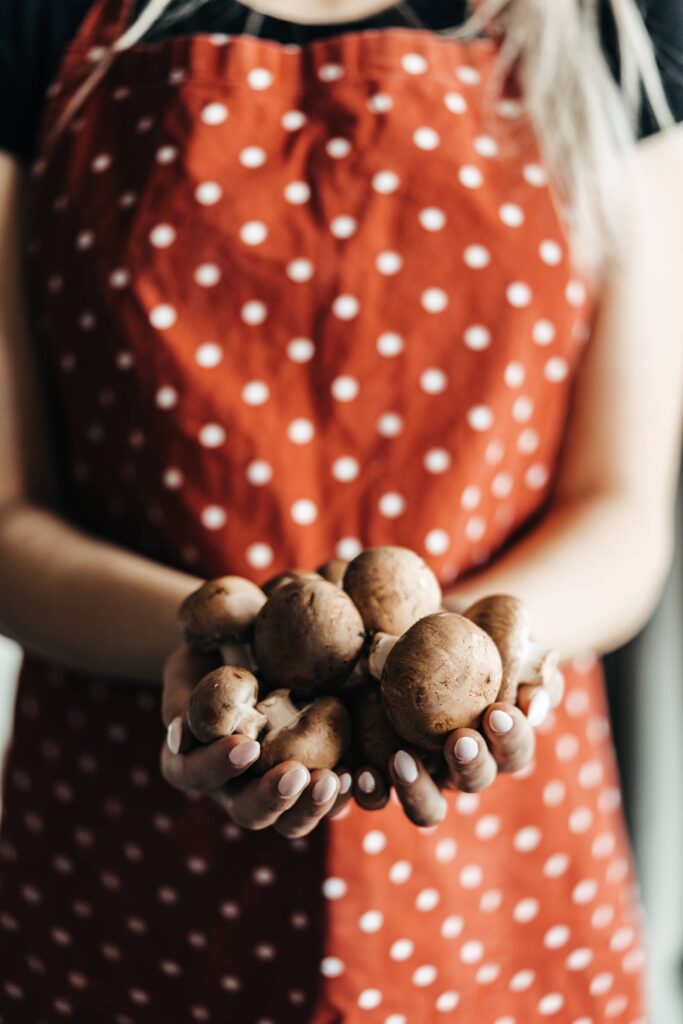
[278,767,309,799]
[454,736,479,763]
[527,689,551,727]
[167,717,182,755]
[358,770,376,794]
[393,750,419,784]
[229,739,260,767]
[489,709,514,734]
[312,775,338,805]
[338,772,352,795]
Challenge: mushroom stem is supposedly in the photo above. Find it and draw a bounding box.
[368,633,399,680]
[518,643,560,687]
[219,642,258,673]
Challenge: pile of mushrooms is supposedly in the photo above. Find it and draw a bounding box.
[177,547,560,777]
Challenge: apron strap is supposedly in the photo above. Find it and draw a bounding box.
[70,0,141,52]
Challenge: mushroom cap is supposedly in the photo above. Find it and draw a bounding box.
[463,594,530,702]
[187,666,264,743]
[253,579,366,695]
[349,681,402,771]
[316,558,348,587]
[254,689,351,773]
[381,612,502,749]
[262,569,321,597]
[179,576,267,650]
[343,546,442,635]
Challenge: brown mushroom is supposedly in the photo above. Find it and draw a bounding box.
[254,689,351,773]
[348,681,402,772]
[463,595,560,705]
[253,579,365,695]
[380,612,502,750]
[179,576,266,654]
[316,558,348,587]
[262,569,321,597]
[343,546,442,635]
[187,666,266,743]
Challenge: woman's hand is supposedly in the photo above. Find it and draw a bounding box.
[353,671,564,828]
[160,645,354,837]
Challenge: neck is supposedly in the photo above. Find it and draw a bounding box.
[243,0,405,25]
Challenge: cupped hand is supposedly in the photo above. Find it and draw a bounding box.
[160,645,354,837]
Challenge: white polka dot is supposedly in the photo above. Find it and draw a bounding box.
[287,418,315,444]
[467,405,494,431]
[524,163,548,187]
[155,386,178,409]
[413,965,437,987]
[457,65,481,85]
[376,251,403,275]
[572,879,598,905]
[363,830,386,854]
[376,331,404,357]
[479,889,503,913]
[538,993,564,1015]
[108,268,130,289]
[525,463,549,490]
[286,337,315,363]
[282,109,307,130]
[200,506,227,530]
[605,996,628,1017]
[284,181,311,204]
[245,543,274,569]
[372,170,400,194]
[358,988,382,1009]
[156,145,178,165]
[460,485,481,510]
[545,357,569,382]
[435,991,460,1012]
[490,472,513,499]
[566,280,586,306]
[241,380,269,406]
[420,368,448,394]
[241,300,267,325]
[163,467,183,490]
[463,324,491,351]
[149,305,177,330]
[475,815,501,840]
[239,146,266,169]
[532,319,556,345]
[379,492,406,519]
[463,245,490,269]
[201,102,228,125]
[500,203,525,227]
[389,860,412,884]
[517,427,540,454]
[569,807,594,834]
[331,375,359,401]
[320,957,344,977]
[359,910,383,933]
[402,52,428,74]
[194,263,221,287]
[195,342,223,367]
[322,877,347,900]
[473,135,499,157]
[544,925,570,949]
[591,972,614,997]
[419,206,446,231]
[240,221,268,245]
[246,460,272,486]
[445,91,467,113]
[425,529,450,556]
[434,838,457,863]
[441,915,464,939]
[421,287,449,312]
[290,499,317,525]
[459,165,483,189]
[367,92,393,113]
[566,948,594,971]
[544,853,570,878]
[512,396,534,422]
[390,939,414,961]
[330,215,357,239]
[543,780,566,807]
[476,963,500,984]
[195,181,222,205]
[513,898,540,922]
[507,282,532,307]
[326,137,351,158]
[510,970,535,991]
[149,224,176,248]
[377,412,404,437]
[540,240,563,265]
[413,126,440,150]
[423,448,451,473]
[623,948,645,973]
[611,927,635,952]
[332,456,359,482]
[332,295,360,320]
[199,423,226,448]
[460,940,484,964]
[514,827,541,852]
[318,63,345,82]
[91,153,111,173]
[460,864,483,889]
[247,67,273,90]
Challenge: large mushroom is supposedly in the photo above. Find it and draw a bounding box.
[253,578,366,695]
[254,689,351,773]
[380,611,502,750]
[316,558,348,587]
[262,569,321,597]
[343,546,442,635]
[179,576,266,660]
[187,666,266,743]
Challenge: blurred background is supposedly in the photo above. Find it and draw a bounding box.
[1,483,681,1020]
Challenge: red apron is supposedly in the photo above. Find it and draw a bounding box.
[0,1,646,1021]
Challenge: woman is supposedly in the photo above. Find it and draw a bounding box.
[1,0,682,1020]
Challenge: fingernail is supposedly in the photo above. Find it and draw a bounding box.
[358,770,376,794]
[278,767,309,799]
[454,736,479,763]
[229,739,260,767]
[489,709,514,734]
[393,750,419,784]
[312,775,338,805]
[527,689,551,727]
[167,717,182,755]
[338,772,352,795]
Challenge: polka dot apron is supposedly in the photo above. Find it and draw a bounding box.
[0,1,647,1021]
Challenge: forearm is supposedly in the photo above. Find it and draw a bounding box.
[0,501,201,682]
[444,491,675,660]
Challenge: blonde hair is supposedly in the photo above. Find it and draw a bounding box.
[53,0,672,270]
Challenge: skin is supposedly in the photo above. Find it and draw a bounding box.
[0,22,682,830]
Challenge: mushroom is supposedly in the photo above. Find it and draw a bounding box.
[253,578,366,695]
[367,632,399,680]
[343,546,442,635]
[187,666,266,743]
[179,576,266,658]
[316,558,348,587]
[463,595,560,705]
[254,689,351,773]
[348,680,402,772]
[380,612,502,750]
[262,569,321,597]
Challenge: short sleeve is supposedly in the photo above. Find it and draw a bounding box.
[0,0,94,162]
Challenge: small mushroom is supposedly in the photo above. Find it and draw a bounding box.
[463,595,560,705]
[187,666,266,743]
[348,681,402,772]
[253,579,366,695]
[380,612,502,750]
[179,576,266,657]
[367,632,400,680]
[262,569,321,597]
[343,546,442,635]
[316,558,348,587]
[254,689,351,773]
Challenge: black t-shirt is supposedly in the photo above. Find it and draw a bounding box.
[1,0,682,162]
